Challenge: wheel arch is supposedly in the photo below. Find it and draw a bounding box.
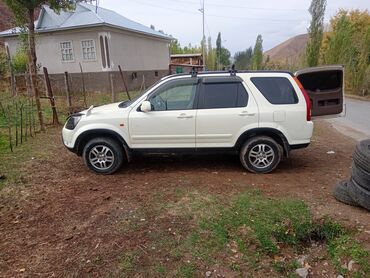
[235,128,290,157]
[75,129,131,162]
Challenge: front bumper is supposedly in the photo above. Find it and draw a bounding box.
[62,127,78,154]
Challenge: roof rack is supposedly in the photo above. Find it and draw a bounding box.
[229,64,237,76]
[190,67,198,77]
[162,69,294,81]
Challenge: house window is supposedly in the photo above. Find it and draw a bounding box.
[60,41,74,62]
[99,33,111,69]
[81,40,96,60]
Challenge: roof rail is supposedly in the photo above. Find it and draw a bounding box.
[162,69,294,81]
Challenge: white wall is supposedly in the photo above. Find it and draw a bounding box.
[2,26,170,74]
[109,29,170,71]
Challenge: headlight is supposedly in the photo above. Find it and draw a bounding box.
[65,113,83,130]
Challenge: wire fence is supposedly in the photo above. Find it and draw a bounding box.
[0,66,141,153]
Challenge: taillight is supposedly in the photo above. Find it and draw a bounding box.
[294,77,311,121]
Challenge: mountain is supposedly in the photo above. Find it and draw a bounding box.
[0,0,13,32]
[264,34,308,64]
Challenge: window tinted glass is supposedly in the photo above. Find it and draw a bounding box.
[251,77,298,105]
[149,82,197,111]
[202,83,248,109]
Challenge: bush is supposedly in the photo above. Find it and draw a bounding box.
[0,50,8,78]
[11,50,28,74]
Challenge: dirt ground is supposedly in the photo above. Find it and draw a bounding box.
[0,120,369,277]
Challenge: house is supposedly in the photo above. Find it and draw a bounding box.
[0,2,172,92]
[170,53,203,74]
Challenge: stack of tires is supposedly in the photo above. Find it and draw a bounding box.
[333,139,370,211]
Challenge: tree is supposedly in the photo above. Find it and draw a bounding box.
[252,34,263,70]
[234,47,253,70]
[216,32,222,69]
[4,0,75,131]
[305,0,326,67]
[169,39,183,54]
[321,9,370,95]
[206,36,216,70]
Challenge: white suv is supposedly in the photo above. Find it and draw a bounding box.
[62,66,344,174]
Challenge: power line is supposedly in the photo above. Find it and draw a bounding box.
[159,0,335,12]
[130,0,309,22]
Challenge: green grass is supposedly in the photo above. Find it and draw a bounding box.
[116,189,369,276]
[119,251,139,276]
[328,235,370,277]
[0,89,140,189]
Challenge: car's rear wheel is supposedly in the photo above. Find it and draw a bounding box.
[83,137,124,174]
[239,136,281,173]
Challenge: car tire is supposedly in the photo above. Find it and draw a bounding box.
[83,137,124,175]
[353,139,370,172]
[351,162,370,191]
[347,178,370,211]
[333,180,358,207]
[240,136,281,174]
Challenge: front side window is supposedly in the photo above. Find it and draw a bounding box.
[148,81,197,111]
[81,40,96,60]
[60,41,74,62]
[200,82,249,109]
[251,77,298,105]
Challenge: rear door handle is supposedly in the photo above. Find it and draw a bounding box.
[177,113,193,119]
[239,111,255,116]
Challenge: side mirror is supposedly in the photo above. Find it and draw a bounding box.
[140,101,152,112]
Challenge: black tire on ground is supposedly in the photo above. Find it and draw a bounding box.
[83,137,124,175]
[333,180,359,207]
[347,178,370,211]
[239,136,282,174]
[351,162,370,191]
[353,139,370,172]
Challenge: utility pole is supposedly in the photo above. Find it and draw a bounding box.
[199,0,206,71]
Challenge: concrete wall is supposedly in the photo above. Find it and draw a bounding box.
[13,69,169,95]
[3,26,170,74]
[109,29,170,71]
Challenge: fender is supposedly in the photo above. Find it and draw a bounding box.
[235,128,291,157]
[74,129,132,161]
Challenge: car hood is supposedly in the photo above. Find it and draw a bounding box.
[81,102,125,115]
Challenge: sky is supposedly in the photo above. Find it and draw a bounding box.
[99,0,370,55]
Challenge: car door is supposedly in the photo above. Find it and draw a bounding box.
[295,65,344,117]
[128,78,199,149]
[195,76,259,148]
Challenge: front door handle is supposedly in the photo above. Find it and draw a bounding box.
[239,111,255,116]
[177,113,193,119]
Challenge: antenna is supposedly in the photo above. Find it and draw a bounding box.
[95,0,98,13]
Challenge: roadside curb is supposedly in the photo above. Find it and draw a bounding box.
[346,94,370,102]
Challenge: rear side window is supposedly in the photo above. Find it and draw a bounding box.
[251,77,298,105]
[200,83,249,109]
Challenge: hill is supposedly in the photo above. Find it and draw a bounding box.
[264,34,308,64]
[0,0,13,32]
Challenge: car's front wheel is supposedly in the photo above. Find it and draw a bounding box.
[83,137,124,174]
[240,136,282,173]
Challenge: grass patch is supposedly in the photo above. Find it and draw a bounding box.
[176,264,196,278]
[199,191,317,254]
[328,235,370,277]
[119,251,139,276]
[130,189,369,276]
